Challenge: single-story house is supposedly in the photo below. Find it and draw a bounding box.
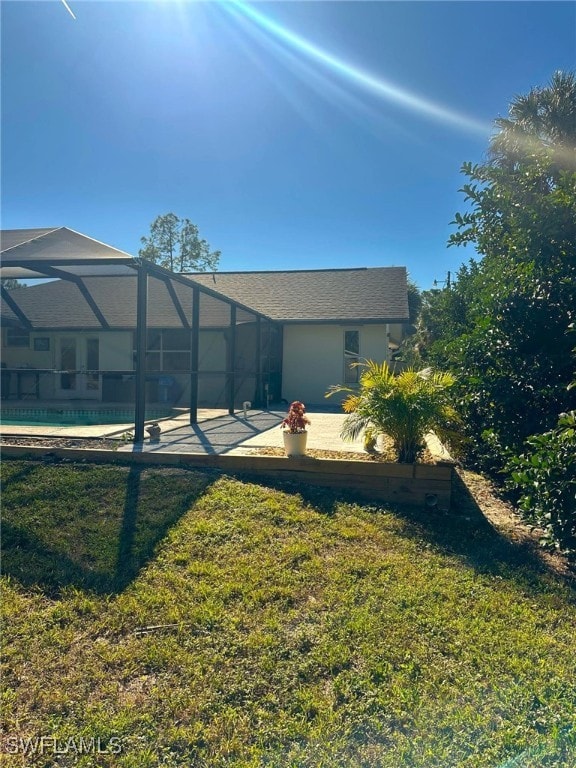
[187,269,409,404]
[1,228,409,413]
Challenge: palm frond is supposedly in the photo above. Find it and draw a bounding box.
[327,359,462,462]
[340,411,371,442]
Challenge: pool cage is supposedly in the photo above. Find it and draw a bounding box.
[0,229,283,440]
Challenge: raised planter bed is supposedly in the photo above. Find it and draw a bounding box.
[0,444,455,510]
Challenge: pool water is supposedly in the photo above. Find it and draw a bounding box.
[0,407,173,427]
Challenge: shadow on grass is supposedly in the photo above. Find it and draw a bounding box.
[115,465,142,588]
[245,470,576,595]
[1,458,216,596]
[405,471,576,590]
[0,459,40,488]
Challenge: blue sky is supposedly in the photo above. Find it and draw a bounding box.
[1,1,574,289]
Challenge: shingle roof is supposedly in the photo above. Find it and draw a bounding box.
[1,266,408,329]
[187,267,409,323]
[0,276,235,330]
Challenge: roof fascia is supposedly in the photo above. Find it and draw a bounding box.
[280,317,409,325]
[9,321,266,332]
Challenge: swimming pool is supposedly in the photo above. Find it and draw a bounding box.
[0,406,174,427]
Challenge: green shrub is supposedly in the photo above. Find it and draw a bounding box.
[326,360,461,463]
[507,411,576,556]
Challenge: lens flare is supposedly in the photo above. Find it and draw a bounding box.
[224,1,490,137]
[60,0,76,20]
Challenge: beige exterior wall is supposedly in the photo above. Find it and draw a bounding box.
[2,330,133,401]
[1,330,133,370]
[282,324,389,406]
[2,324,396,407]
[98,332,133,370]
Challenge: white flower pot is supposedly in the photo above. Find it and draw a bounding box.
[283,431,308,457]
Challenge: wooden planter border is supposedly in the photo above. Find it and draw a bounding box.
[1,445,455,510]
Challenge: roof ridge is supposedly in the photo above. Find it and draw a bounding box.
[184,266,403,276]
[0,227,62,254]
[60,227,135,259]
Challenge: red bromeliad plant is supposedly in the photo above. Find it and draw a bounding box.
[281,401,310,434]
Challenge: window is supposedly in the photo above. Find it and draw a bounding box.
[86,338,100,390]
[146,329,162,351]
[60,338,77,390]
[344,330,360,384]
[6,327,30,347]
[135,329,191,372]
[163,352,191,372]
[33,337,50,352]
[162,329,191,351]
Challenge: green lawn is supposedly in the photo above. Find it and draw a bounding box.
[1,458,575,767]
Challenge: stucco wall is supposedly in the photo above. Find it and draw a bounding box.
[1,330,133,371]
[1,330,133,400]
[282,324,389,406]
[98,332,133,370]
[2,334,53,371]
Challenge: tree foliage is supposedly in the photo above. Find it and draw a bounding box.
[507,411,576,556]
[406,278,422,325]
[419,72,576,473]
[139,213,220,273]
[489,70,576,173]
[1,279,26,290]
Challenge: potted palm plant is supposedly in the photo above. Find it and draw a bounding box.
[326,360,460,463]
[281,400,310,457]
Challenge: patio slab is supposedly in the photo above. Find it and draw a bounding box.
[0,408,228,440]
[119,410,365,456]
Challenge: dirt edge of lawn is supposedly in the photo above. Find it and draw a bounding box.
[455,467,574,582]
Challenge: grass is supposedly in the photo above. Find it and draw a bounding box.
[1,458,575,767]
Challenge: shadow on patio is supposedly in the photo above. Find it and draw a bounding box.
[127,410,285,455]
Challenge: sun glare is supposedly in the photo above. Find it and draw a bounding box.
[223,0,491,137]
[60,0,76,20]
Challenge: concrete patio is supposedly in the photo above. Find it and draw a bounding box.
[0,407,366,455]
[120,409,366,456]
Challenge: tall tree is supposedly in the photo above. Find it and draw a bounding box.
[489,70,576,174]
[139,214,220,273]
[422,72,576,471]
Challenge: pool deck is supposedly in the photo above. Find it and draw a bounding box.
[124,410,367,456]
[0,406,223,440]
[0,406,367,455]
